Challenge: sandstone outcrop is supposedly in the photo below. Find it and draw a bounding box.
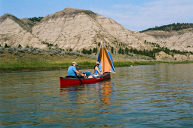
[155,51,173,60]
[32,8,153,51]
[0,14,46,49]
[142,28,193,52]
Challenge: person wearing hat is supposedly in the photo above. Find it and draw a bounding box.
[93,61,103,75]
[68,62,85,77]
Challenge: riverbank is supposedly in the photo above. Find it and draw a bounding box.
[1,55,193,73]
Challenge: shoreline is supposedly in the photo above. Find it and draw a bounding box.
[1,60,193,73]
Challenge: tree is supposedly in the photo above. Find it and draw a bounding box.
[28,17,43,22]
[88,49,92,54]
[118,48,124,54]
[69,48,72,52]
[82,48,92,54]
[82,48,86,54]
[111,47,114,54]
[93,48,98,54]
[125,47,129,55]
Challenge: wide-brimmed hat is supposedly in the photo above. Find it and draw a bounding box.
[96,61,100,65]
[72,61,78,65]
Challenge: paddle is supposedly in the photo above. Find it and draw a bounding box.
[75,68,83,84]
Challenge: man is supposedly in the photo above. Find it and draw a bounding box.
[68,62,85,77]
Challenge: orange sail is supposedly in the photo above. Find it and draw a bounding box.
[97,41,115,73]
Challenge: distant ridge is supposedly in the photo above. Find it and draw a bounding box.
[141,23,193,32]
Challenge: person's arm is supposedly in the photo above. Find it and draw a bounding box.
[96,66,103,75]
[75,70,85,77]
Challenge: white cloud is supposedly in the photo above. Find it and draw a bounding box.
[93,0,193,31]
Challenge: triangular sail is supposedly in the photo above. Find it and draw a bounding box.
[97,41,115,73]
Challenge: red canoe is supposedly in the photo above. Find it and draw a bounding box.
[60,72,110,88]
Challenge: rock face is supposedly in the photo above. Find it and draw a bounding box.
[32,8,152,51]
[155,51,173,60]
[0,14,46,49]
[155,51,193,61]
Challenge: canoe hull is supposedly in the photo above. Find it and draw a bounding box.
[60,72,110,88]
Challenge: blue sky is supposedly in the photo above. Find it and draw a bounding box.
[0,0,193,31]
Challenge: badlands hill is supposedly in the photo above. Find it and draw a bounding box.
[141,23,193,52]
[0,8,193,60]
[0,14,46,49]
[32,8,154,51]
[0,8,153,51]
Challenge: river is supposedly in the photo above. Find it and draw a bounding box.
[0,64,193,127]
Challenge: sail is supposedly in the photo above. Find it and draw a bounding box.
[97,42,115,73]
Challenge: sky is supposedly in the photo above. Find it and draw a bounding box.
[0,0,193,31]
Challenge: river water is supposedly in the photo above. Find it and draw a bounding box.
[0,64,193,127]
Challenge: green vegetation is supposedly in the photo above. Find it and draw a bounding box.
[92,48,98,54]
[28,17,43,22]
[1,53,192,73]
[0,45,193,73]
[116,41,193,59]
[42,41,54,49]
[83,10,97,18]
[127,48,155,58]
[111,47,114,54]
[82,48,92,54]
[4,43,10,48]
[18,44,22,49]
[0,49,96,72]
[144,41,193,57]
[118,47,124,54]
[141,23,193,32]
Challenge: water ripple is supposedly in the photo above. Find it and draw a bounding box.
[1,64,193,127]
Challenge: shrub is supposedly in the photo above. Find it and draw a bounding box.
[125,47,129,55]
[4,43,10,48]
[118,48,124,54]
[69,48,72,52]
[18,44,22,49]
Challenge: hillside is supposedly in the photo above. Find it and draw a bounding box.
[32,8,153,51]
[0,14,46,49]
[142,28,193,52]
[0,8,193,61]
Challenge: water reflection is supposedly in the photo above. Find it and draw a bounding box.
[100,81,112,113]
[60,80,113,114]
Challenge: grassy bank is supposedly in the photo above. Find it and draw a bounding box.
[0,55,95,72]
[0,54,193,73]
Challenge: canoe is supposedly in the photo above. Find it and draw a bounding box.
[60,72,110,88]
